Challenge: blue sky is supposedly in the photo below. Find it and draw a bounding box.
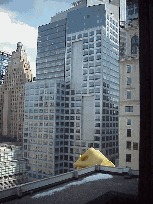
[0,0,73,76]
[1,0,73,28]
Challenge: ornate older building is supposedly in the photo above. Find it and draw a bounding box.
[119,0,139,170]
[0,42,33,141]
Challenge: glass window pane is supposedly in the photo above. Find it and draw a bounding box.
[131,36,135,43]
[78,34,82,39]
[126,154,131,162]
[90,31,94,36]
[131,45,135,54]
[127,77,131,85]
[127,90,131,99]
[130,106,133,112]
[127,129,131,137]
[126,141,131,149]
[83,33,88,37]
[127,65,131,73]
[133,142,138,150]
[135,36,139,43]
[127,119,131,125]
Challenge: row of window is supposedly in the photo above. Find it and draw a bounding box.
[82,36,101,44]
[126,141,138,150]
[66,29,101,41]
[106,21,118,33]
[25,115,81,121]
[107,14,118,27]
[67,131,112,141]
[101,135,118,141]
[125,106,133,112]
[38,36,65,48]
[25,83,59,89]
[38,26,66,39]
[37,43,65,53]
[37,47,65,59]
[39,19,66,33]
[105,148,118,156]
[37,54,64,63]
[37,59,64,67]
[100,142,118,148]
[109,35,118,44]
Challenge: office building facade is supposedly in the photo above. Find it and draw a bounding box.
[24,80,65,180]
[119,0,139,170]
[36,19,66,81]
[64,3,119,172]
[23,0,120,180]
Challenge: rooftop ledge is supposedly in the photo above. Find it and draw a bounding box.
[0,165,139,203]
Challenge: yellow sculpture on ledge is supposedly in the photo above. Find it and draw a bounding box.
[73,147,115,169]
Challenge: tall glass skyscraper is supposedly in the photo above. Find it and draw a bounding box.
[24,0,120,180]
[36,19,66,80]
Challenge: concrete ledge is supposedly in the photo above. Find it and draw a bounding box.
[77,166,95,176]
[0,186,17,200]
[73,170,78,179]
[17,186,22,197]
[123,168,133,179]
[21,171,74,193]
[95,164,100,171]
[100,166,123,174]
[131,170,139,176]
[0,166,139,202]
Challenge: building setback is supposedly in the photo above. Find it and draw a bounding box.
[119,0,139,170]
[0,42,33,141]
[23,0,120,180]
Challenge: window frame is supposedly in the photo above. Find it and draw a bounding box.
[126,154,131,162]
[125,106,133,112]
[133,142,138,150]
[127,65,132,73]
[131,35,139,54]
[127,129,131,137]
[127,77,132,85]
[127,119,131,125]
[126,141,131,150]
[127,90,131,99]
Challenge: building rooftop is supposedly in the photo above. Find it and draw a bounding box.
[1,166,139,204]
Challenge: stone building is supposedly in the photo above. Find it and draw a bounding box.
[119,0,139,170]
[0,42,33,141]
